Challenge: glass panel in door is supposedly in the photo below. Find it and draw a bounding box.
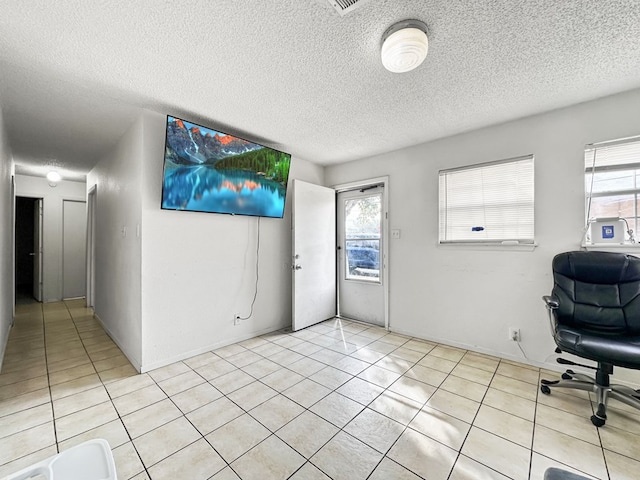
[344,194,382,282]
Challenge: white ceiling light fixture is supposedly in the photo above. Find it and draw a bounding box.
[46,170,61,187]
[381,20,429,73]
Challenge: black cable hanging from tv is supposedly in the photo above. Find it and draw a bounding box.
[238,216,260,321]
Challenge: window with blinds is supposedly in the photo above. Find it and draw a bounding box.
[585,136,640,238]
[439,155,535,244]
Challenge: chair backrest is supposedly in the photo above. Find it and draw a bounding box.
[552,251,640,334]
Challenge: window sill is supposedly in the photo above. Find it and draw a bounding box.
[438,242,537,252]
[582,243,640,252]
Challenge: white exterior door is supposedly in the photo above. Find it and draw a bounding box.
[292,180,336,331]
[337,186,385,326]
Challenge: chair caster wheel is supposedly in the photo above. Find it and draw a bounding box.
[561,373,572,380]
[541,385,551,395]
[591,415,606,427]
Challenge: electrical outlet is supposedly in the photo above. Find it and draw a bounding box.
[509,327,520,342]
[234,315,241,326]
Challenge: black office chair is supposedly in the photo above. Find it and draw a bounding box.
[541,251,640,427]
[544,467,590,480]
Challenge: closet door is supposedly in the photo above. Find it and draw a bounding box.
[63,200,87,299]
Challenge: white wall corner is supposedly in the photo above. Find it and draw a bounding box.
[94,313,142,373]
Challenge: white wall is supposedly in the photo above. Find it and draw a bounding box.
[139,110,324,370]
[87,117,143,369]
[0,105,14,370]
[325,88,640,381]
[15,174,86,302]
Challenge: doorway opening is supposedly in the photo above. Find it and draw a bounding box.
[15,196,43,305]
[335,177,389,329]
[291,177,389,332]
[86,186,96,308]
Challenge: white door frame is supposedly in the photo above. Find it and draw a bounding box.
[333,176,389,331]
[10,176,15,323]
[34,198,43,302]
[14,194,44,304]
[86,185,97,308]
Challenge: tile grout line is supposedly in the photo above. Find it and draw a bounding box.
[237,322,436,479]
[163,322,482,479]
[140,321,395,478]
[10,310,640,480]
[52,302,109,431]
[0,309,43,467]
[360,346,445,480]
[314,325,500,480]
[443,354,501,480]
[345,334,554,479]
[222,320,392,479]
[58,299,150,480]
[11,315,397,475]
[41,302,61,456]
[536,368,612,480]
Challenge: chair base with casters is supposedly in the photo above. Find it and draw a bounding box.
[540,357,640,427]
[542,292,640,427]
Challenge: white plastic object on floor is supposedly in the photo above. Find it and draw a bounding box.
[6,439,117,480]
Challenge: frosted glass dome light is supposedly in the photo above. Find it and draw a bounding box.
[381,20,429,73]
[46,171,61,187]
[46,171,61,182]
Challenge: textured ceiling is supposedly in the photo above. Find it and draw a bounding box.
[1,0,640,181]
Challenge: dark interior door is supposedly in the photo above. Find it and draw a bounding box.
[15,196,37,302]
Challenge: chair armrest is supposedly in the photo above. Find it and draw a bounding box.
[542,295,559,309]
[542,295,560,338]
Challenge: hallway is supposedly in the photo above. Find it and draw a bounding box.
[0,300,137,477]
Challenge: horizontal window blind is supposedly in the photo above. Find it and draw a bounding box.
[585,137,640,171]
[439,155,534,243]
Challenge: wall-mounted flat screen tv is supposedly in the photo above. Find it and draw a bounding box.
[161,115,292,218]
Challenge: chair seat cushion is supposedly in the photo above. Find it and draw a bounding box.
[544,467,590,480]
[556,325,640,370]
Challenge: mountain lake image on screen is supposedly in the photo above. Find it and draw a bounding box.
[161,116,292,218]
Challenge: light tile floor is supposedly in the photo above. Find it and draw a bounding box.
[1,301,640,479]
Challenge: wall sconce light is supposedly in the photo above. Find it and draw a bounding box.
[381,19,429,73]
[46,171,61,187]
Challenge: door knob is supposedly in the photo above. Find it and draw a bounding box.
[293,264,302,270]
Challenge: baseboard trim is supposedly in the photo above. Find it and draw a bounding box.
[0,319,10,373]
[390,326,558,369]
[139,322,289,373]
[389,326,640,388]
